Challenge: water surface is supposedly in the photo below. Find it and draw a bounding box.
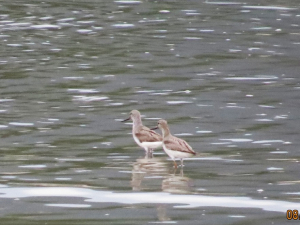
[0,0,300,224]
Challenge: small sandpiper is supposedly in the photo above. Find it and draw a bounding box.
[122,110,163,154]
[152,119,196,168]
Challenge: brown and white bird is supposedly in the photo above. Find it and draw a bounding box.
[122,110,163,154]
[152,119,196,168]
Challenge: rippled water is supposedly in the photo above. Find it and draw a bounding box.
[0,0,300,224]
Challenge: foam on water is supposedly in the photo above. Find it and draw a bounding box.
[0,186,298,213]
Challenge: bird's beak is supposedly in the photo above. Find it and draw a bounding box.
[150,126,158,130]
[121,117,131,122]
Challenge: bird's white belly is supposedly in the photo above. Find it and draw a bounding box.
[133,133,162,150]
[163,146,193,159]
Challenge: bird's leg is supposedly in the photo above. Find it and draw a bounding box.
[173,160,177,169]
[180,159,184,167]
[150,149,154,158]
[144,147,149,158]
[144,154,149,159]
[148,150,153,158]
[145,148,153,158]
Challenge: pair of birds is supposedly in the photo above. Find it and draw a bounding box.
[122,110,196,168]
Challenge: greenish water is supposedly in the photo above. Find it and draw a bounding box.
[0,0,300,224]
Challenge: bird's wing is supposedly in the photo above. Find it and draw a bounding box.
[135,126,163,143]
[164,136,196,155]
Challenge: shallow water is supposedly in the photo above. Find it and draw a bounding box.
[0,0,300,224]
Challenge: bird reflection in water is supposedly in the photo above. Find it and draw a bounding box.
[157,169,194,223]
[162,168,193,194]
[131,155,194,223]
[131,155,168,191]
[131,155,194,193]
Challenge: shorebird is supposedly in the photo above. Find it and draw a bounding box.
[122,110,163,154]
[152,119,196,168]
